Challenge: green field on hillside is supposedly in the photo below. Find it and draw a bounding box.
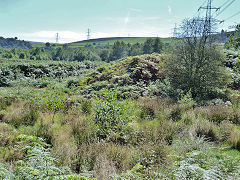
[31,37,173,48]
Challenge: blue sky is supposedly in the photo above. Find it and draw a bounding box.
[0,0,239,43]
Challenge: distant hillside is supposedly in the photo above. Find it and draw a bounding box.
[67,37,172,48]
[29,37,173,49]
[73,37,140,43]
[0,37,32,49]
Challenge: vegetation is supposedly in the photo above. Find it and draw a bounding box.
[1,20,240,179]
[0,37,32,49]
[167,18,230,100]
[0,37,167,63]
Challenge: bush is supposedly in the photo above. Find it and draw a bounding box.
[205,106,240,125]
[169,105,183,122]
[40,89,69,114]
[66,78,79,88]
[229,130,240,151]
[94,88,131,141]
[81,99,92,114]
[193,120,219,142]
[140,106,155,120]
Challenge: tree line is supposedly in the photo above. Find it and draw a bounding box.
[0,38,164,62]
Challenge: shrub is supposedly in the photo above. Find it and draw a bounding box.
[66,78,79,88]
[94,88,130,141]
[228,130,240,151]
[178,90,195,109]
[71,116,97,146]
[205,106,240,125]
[43,90,68,113]
[169,105,183,122]
[81,99,92,114]
[193,120,219,142]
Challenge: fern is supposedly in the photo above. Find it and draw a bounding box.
[52,174,97,180]
[170,151,240,180]
[0,163,15,180]
[12,134,91,180]
[110,163,144,180]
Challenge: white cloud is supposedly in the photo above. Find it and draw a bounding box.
[16,28,171,43]
[20,31,85,43]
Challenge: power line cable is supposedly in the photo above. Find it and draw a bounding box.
[198,0,208,11]
[224,10,240,21]
[215,0,236,18]
[219,0,230,9]
[211,0,227,16]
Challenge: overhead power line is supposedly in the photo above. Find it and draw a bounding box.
[215,0,237,18]
[224,10,240,21]
[219,0,230,9]
[198,0,208,11]
[198,0,222,35]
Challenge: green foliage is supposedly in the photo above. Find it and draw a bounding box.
[170,151,240,179]
[226,25,240,50]
[167,18,230,100]
[66,78,79,88]
[111,163,144,180]
[3,101,39,128]
[153,38,163,53]
[178,90,196,109]
[94,88,130,140]
[1,34,240,180]
[53,174,96,180]
[0,163,15,180]
[0,60,98,88]
[0,134,93,180]
[81,99,92,114]
[168,44,229,100]
[41,89,68,113]
[112,41,128,60]
[143,38,154,54]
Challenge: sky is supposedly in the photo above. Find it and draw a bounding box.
[0,0,239,43]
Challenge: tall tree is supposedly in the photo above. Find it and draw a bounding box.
[227,24,240,50]
[153,38,163,53]
[167,17,230,100]
[112,41,128,60]
[143,38,154,54]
